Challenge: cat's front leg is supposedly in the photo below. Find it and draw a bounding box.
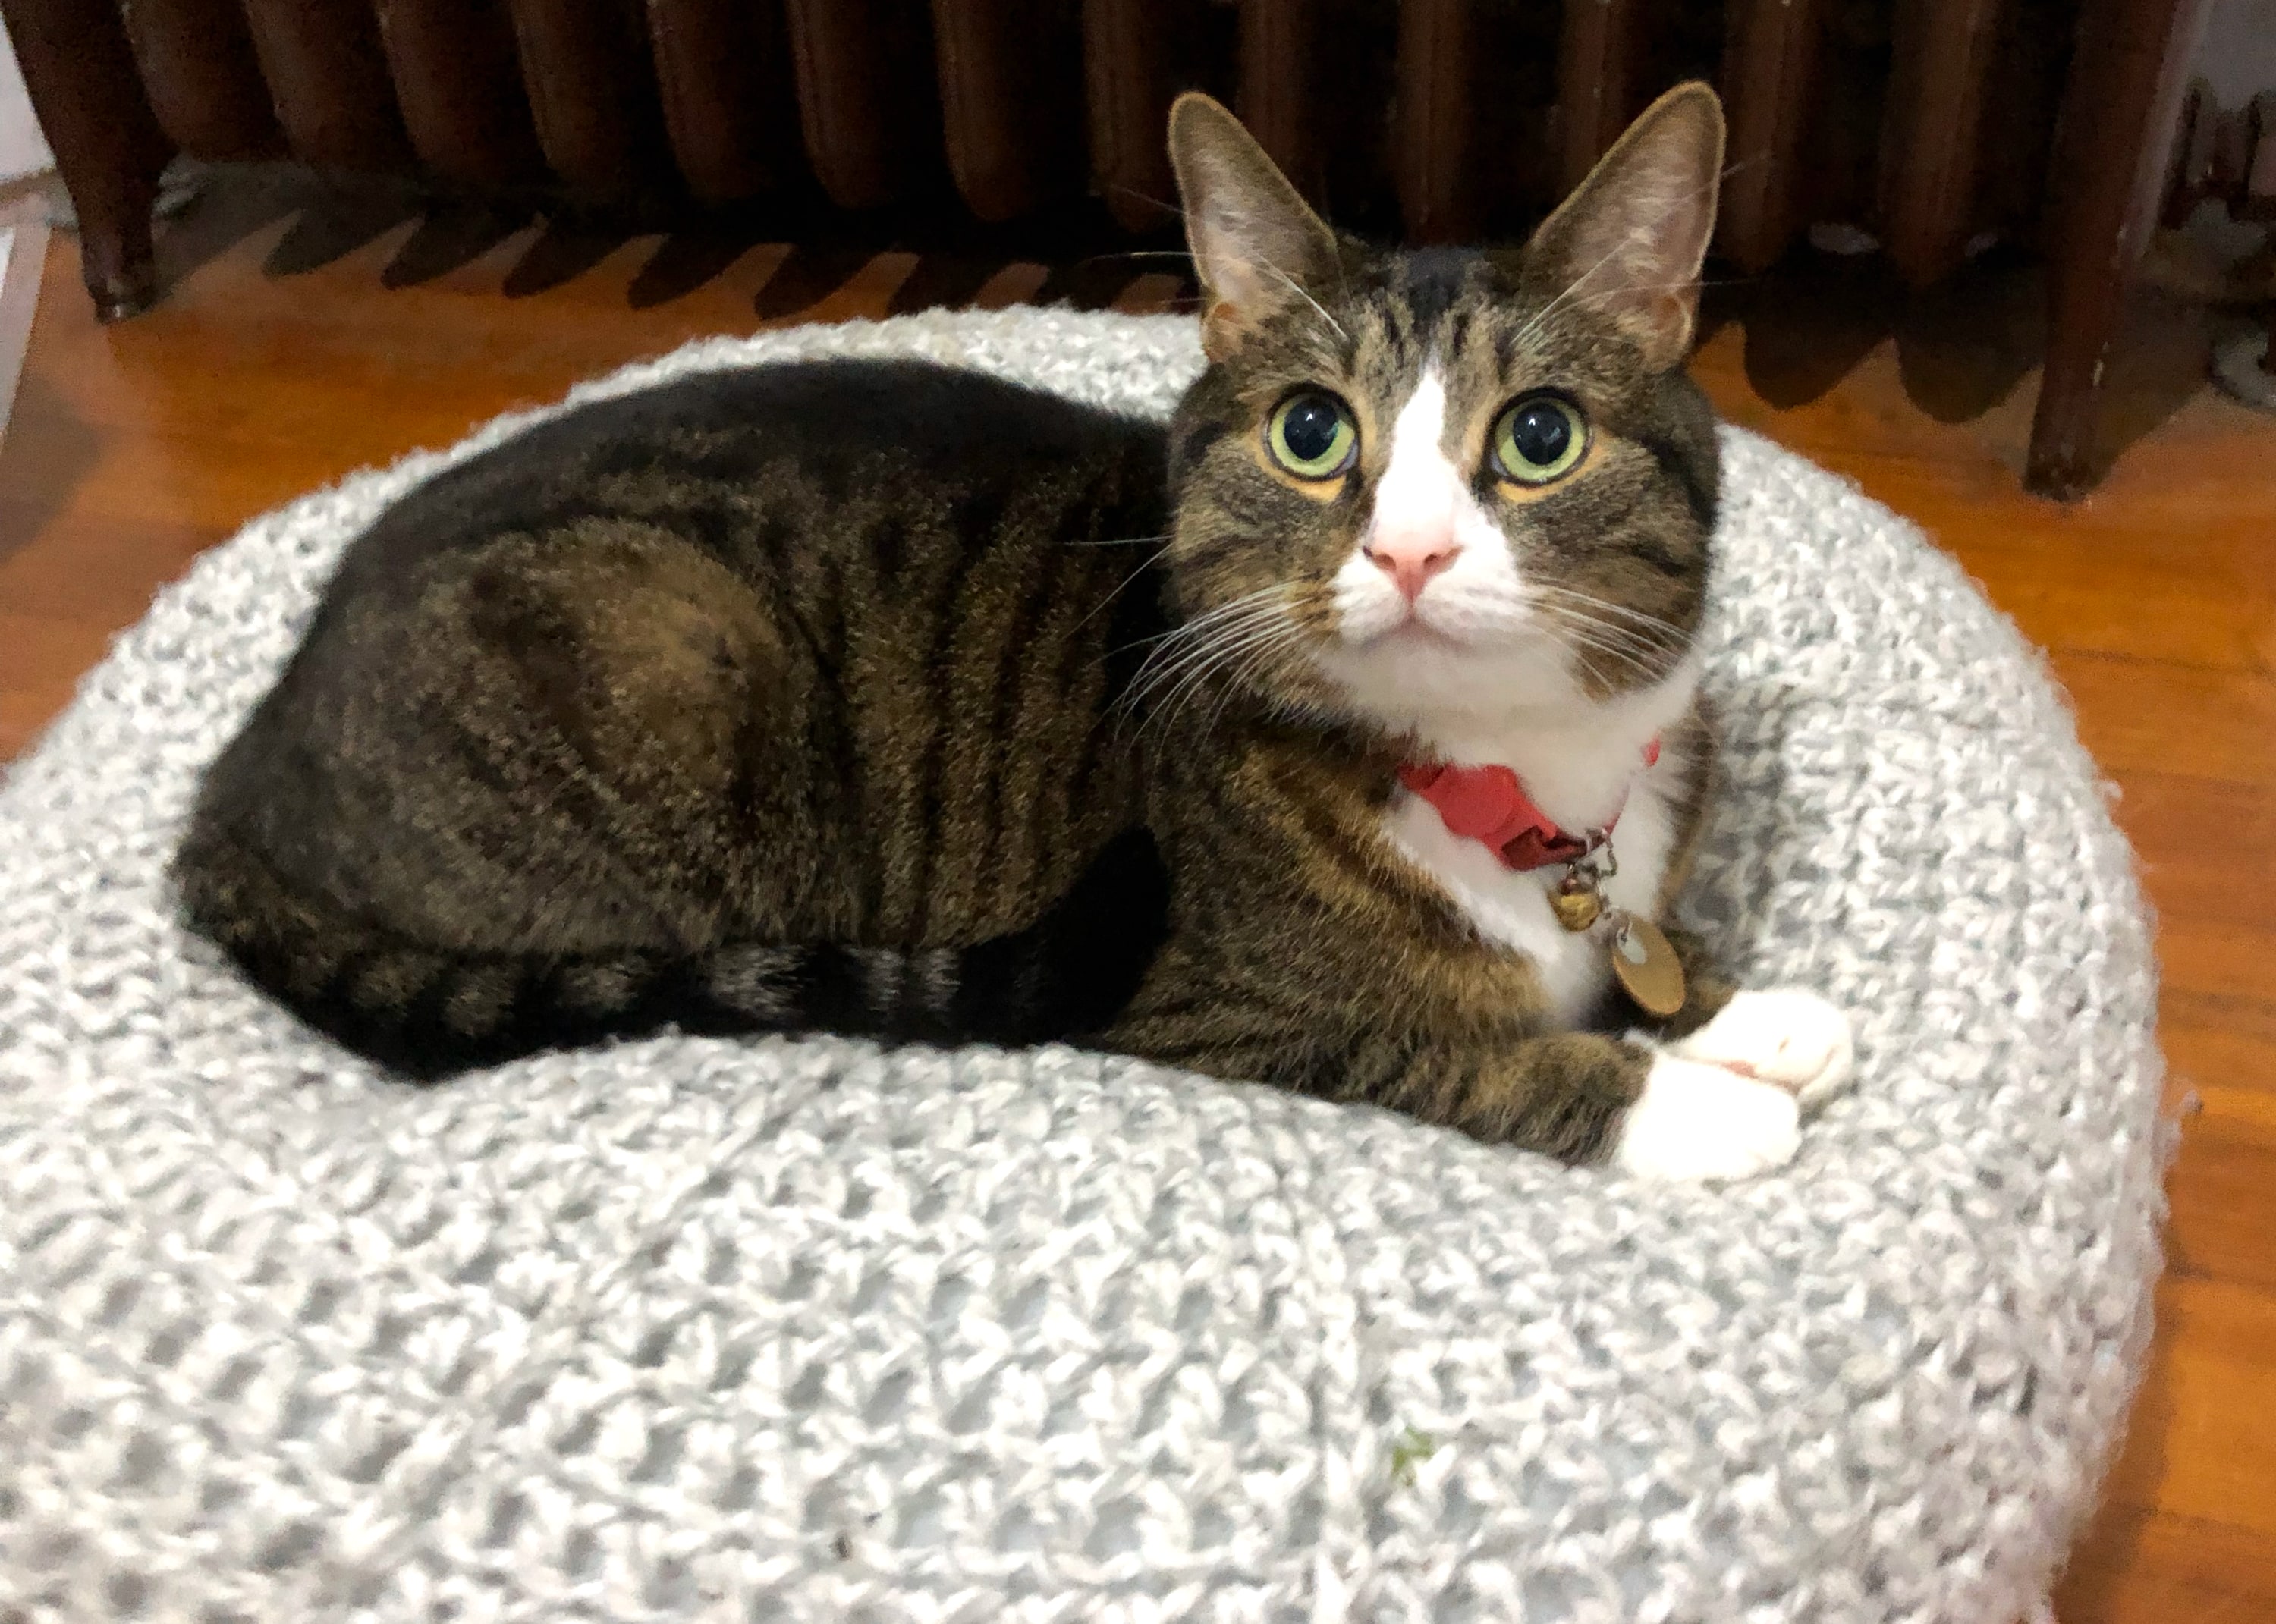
[1623,923,1856,1114]
[1660,988,1856,1112]
[1611,1048,1805,1181]
[1372,1029,1809,1183]
[1119,994,1814,1180]
[1429,1032,1803,1183]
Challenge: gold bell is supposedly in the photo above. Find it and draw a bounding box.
[1550,881,1603,932]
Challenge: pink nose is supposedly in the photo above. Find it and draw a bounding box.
[1364,536,1461,603]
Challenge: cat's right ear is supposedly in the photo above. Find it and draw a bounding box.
[1520,82,1726,372]
[1167,93,1341,363]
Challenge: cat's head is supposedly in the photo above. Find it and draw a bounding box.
[1157,85,1725,750]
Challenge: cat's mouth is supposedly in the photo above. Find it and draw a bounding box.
[1344,597,1507,652]
[1373,617,1467,649]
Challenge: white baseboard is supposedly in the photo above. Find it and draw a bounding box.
[0,196,48,451]
[1,22,55,186]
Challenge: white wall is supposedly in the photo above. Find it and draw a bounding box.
[2196,0,2276,108]
[0,15,55,185]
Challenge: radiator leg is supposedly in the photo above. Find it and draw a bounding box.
[0,0,174,321]
[77,206,162,325]
[2026,0,2212,499]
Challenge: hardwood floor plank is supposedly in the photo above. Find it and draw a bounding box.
[2057,1506,2276,1623]
[2092,1275,2276,1538]
[2165,1085,2276,1292]
[0,610,127,760]
[1954,560,2275,674]
[2051,658,2276,789]
[2163,997,2276,1097]
[2109,773,2276,931]
[2156,919,2276,1007]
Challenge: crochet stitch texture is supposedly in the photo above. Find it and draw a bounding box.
[0,310,2162,1622]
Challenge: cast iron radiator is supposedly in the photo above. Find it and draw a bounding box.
[20,0,2080,275]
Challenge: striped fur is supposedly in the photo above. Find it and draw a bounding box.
[178,363,1176,1078]
[180,88,1737,1163]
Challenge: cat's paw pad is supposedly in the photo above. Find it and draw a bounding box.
[1668,988,1853,1111]
[1614,1054,1801,1182]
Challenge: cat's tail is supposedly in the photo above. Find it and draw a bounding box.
[174,827,1171,1081]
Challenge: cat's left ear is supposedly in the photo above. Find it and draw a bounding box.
[1520,82,1726,372]
[1167,92,1341,363]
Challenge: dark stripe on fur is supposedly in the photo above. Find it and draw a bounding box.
[178,824,1169,1080]
[1632,429,1718,530]
[1399,248,1477,330]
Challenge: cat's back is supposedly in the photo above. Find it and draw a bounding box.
[329,358,1169,595]
[187,355,1177,987]
[175,358,1180,1070]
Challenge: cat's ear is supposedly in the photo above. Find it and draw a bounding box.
[1521,82,1725,371]
[1167,92,1341,362]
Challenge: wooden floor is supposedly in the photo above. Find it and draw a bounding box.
[2,171,2271,1620]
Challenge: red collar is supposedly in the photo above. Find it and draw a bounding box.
[1399,738,1660,872]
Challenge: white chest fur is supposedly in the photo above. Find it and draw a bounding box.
[1312,356,1703,1032]
[1381,747,1683,1029]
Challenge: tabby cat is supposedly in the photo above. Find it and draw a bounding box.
[178,84,1853,1180]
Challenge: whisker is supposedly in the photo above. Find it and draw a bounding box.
[1513,587,1674,642]
[1118,588,1294,713]
[1145,611,1292,717]
[1102,184,1190,221]
[1165,646,1293,746]
[1527,604,1677,661]
[1535,633,1654,683]
[1123,586,1283,661]
[1513,231,1649,347]
[1527,613,1668,680]
[1514,579,1690,630]
[1520,577,1702,636]
[1131,588,1289,663]
[1071,540,1180,635]
[1452,587,1667,650]
[1258,261,1348,344]
[1071,249,1196,267]
[1196,622,1311,741]
[1562,275,1754,303]
[1526,599,1680,649]
[1133,602,1301,742]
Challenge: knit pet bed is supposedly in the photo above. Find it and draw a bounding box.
[0,309,2161,1623]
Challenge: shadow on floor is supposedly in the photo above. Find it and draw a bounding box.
[1705,242,2210,482]
[127,166,2213,484]
[0,369,102,570]
[1700,246,2051,424]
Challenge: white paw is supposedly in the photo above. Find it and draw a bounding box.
[1666,988,1855,1112]
[1614,1054,1800,1182]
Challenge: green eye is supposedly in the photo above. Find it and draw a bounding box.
[1492,394,1589,485]
[1265,391,1358,479]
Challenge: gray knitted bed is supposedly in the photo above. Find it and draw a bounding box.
[0,310,2161,1622]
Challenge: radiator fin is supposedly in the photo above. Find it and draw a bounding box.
[649,0,803,203]
[377,0,545,187]
[123,0,279,162]
[239,0,413,171]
